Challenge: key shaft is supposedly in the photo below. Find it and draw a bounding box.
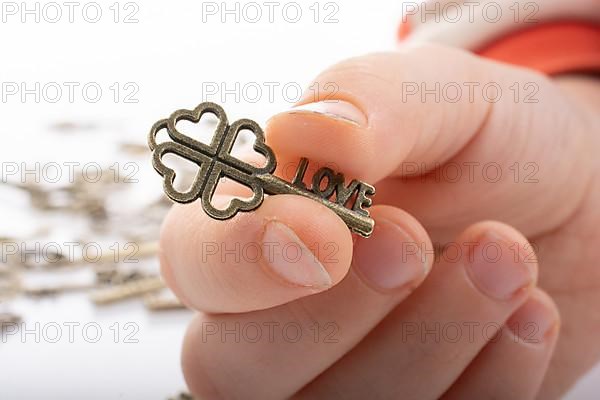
[258,173,374,237]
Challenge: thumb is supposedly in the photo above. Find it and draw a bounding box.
[266,44,593,238]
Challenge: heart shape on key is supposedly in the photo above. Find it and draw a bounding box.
[148,102,276,219]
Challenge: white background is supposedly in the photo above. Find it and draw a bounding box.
[0,0,598,399]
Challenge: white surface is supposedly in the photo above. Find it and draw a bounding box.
[0,1,598,399]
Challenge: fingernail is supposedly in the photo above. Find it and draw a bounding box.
[354,218,427,291]
[466,232,535,301]
[261,220,332,289]
[290,100,367,126]
[507,296,559,344]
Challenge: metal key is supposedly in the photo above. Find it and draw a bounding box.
[90,276,165,305]
[148,102,375,237]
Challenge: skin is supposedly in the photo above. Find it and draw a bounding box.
[160,44,600,399]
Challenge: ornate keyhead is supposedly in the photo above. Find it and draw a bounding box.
[148,102,275,220]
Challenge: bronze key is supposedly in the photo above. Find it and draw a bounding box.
[148,102,375,237]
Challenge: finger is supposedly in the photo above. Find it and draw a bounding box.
[159,194,353,313]
[266,44,591,238]
[442,288,560,400]
[298,221,538,399]
[180,206,435,400]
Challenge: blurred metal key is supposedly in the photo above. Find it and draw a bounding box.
[148,102,376,237]
[91,276,165,305]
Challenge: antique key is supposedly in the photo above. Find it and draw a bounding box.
[148,102,375,237]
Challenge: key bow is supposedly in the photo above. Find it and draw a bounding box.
[148,102,276,219]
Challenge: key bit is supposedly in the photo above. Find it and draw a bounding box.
[148,102,375,237]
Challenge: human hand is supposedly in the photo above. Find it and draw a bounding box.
[160,44,599,399]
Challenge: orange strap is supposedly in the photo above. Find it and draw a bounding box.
[477,21,600,75]
[399,21,600,76]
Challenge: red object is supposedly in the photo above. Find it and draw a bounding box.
[399,20,600,75]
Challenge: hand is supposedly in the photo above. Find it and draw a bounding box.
[159,44,599,399]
